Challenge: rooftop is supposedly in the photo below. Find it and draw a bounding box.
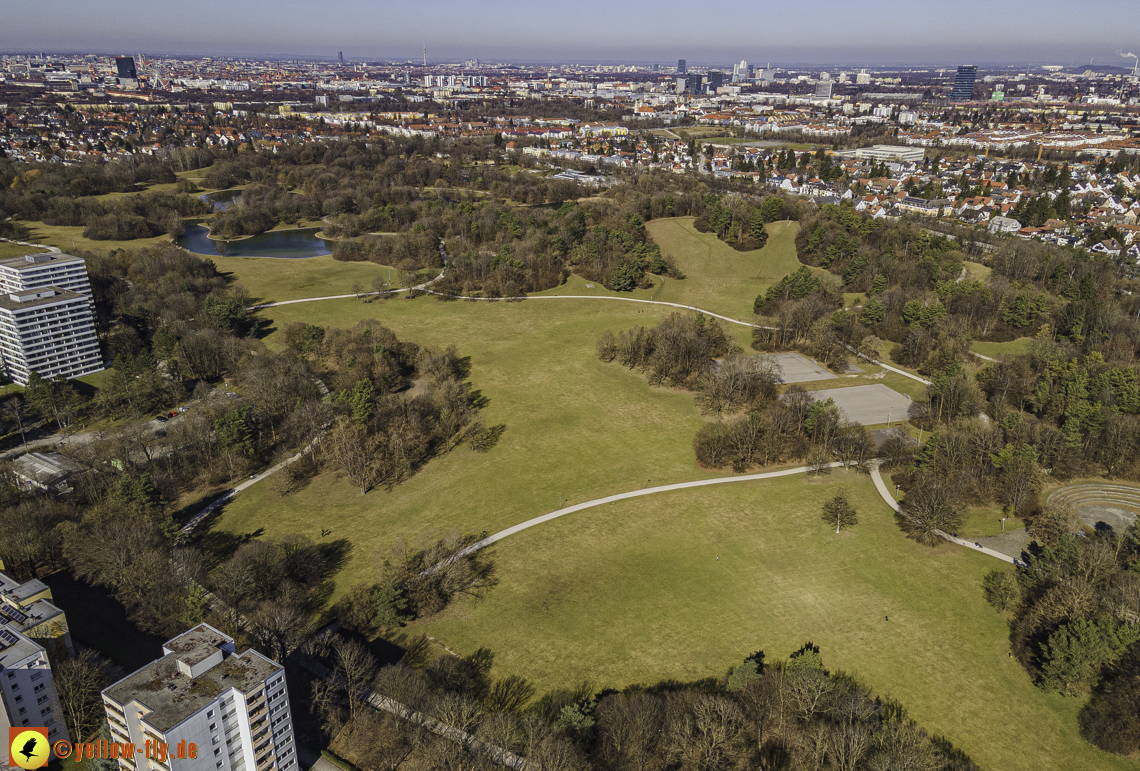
[103,624,281,733]
[0,253,84,271]
[0,287,85,312]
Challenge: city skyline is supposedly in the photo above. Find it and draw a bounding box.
[2,0,1138,65]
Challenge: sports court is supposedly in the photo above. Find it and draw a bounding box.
[807,384,912,425]
[763,352,838,384]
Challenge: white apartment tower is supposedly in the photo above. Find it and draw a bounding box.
[103,625,298,771]
[0,288,103,385]
[0,621,70,763]
[0,253,94,306]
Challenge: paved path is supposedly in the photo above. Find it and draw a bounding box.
[180,448,313,535]
[0,236,62,254]
[869,464,1016,565]
[452,463,848,560]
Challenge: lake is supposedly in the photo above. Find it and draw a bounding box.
[200,188,243,212]
[177,223,332,259]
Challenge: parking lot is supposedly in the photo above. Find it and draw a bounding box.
[806,384,913,425]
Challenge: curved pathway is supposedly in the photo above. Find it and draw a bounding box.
[454,462,846,559]
[869,464,1016,565]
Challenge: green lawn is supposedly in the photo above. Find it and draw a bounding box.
[208,298,753,586]
[973,338,1032,358]
[208,254,399,304]
[17,221,173,254]
[963,261,992,281]
[0,241,49,259]
[631,217,818,319]
[414,474,1127,771]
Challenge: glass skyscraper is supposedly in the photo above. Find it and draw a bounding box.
[950,65,977,101]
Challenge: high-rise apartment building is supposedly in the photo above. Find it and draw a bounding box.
[103,625,298,771]
[950,65,978,101]
[0,253,103,385]
[677,59,686,74]
[815,81,834,99]
[0,571,72,761]
[0,289,103,385]
[0,254,95,305]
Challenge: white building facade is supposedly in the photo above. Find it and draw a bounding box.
[0,254,94,306]
[0,288,103,385]
[0,620,70,761]
[103,625,298,771]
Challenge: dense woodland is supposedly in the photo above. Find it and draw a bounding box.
[307,637,977,771]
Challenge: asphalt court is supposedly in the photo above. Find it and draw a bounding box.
[806,384,912,425]
[763,352,838,383]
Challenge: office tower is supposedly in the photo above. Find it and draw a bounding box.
[338,51,344,65]
[815,81,834,99]
[707,70,724,91]
[103,624,297,771]
[115,56,137,80]
[677,59,687,74]
[950,65,978,101]
[652,63,659,72]
[684,73,703,93]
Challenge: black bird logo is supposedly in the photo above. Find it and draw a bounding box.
[19,738,38,761]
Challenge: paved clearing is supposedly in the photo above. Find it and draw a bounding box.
[763,352,838,384]
[808,384,913,425]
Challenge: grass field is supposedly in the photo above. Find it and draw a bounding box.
[963,261,993,281]
[208,298,752,585]
[0,241,49,259]
[214,255,402,304]
[413,474,1127,771]
[633,217,819,319]
[17,221,173,254]
[973,338,1032,358]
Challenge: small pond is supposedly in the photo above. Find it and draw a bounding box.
[177,223,332,259]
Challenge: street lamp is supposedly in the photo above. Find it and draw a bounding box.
[1000,517,1007,533]
[886,407,892,428]
[558,495,562,509]
[644,477,649,489]
[894,484,900,500]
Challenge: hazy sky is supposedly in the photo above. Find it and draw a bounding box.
[3,0,1140,66]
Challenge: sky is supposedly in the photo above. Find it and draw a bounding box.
[3,0,1140,67]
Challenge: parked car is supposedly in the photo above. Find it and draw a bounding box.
[155,415,167,423]
[169,411,178,418]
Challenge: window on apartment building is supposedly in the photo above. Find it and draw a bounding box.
[30,672,41,681]
[208,710,215,718]
[214,749,221,757]
[6,671,14,679]
[40,706,51,715]
[33,683,44,693]
[17,707,25,715]
[215,763,222,769]
[14,695,22,703]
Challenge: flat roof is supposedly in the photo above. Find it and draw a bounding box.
[0,287,86,312]
[104,626,280,733]
[0,253,84,272]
